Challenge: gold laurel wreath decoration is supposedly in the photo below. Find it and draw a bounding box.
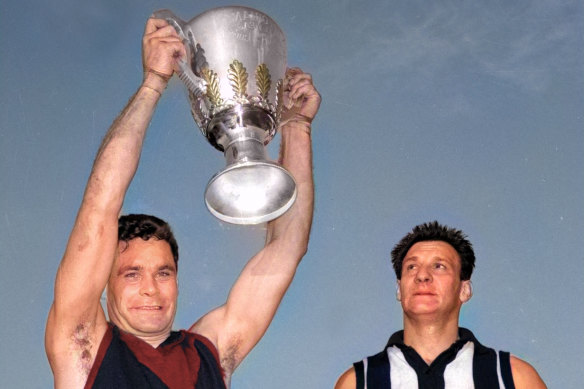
[275,79,283,122]
[201,68,223,106]
[228,60,248,98]
[255,64,271,100]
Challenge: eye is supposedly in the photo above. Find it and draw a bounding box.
[156,270,174,279]
[124,272,139,279]
[406,263,416,271]
[433,263,446,270]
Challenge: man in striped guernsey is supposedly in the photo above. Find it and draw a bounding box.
[335,221,546,389]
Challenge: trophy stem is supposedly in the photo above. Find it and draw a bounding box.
[203,105,296,225]
[224,138,267,166]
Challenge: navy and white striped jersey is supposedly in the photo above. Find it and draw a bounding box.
[353,328,515,389]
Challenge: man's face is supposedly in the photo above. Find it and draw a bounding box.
[398,241,471,320]
[107,238,178,337]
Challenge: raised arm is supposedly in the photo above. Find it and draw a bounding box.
[191,68,321,379]
[45,18,184,388]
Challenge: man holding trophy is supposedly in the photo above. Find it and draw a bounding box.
[45,8,320,388]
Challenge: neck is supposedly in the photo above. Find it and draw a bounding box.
[137,331,171,348]
[402,315,460,365]
[109,318,172,348]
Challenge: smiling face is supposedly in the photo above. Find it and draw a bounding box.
[398,241,471,322]
[106,238,178,339]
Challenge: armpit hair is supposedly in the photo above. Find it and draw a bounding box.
[220,336,243,377]
[70,323,94,376]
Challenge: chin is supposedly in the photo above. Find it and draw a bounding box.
[129,315,173,334]
[405,304,440,316]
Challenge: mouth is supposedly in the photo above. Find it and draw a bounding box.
[133,305,163,310]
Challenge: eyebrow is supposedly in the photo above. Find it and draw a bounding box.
[158,265,176,272]
[117,266,142,276]
[117,264,176,276]
[403,255,451,263]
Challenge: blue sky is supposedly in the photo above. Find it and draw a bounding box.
[1,0,582,387]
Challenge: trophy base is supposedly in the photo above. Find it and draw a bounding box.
[204,161,297,225]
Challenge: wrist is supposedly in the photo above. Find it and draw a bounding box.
[280,120,311,136]
[142,70,170,95]
[279,113,313,135]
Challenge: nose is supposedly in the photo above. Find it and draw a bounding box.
[415,266,432,283]
[139,275,158,296]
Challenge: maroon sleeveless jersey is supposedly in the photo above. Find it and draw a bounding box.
[85,324,226,388]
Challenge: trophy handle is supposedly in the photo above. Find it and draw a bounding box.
[152,9,207,97]
[152,9,187,39]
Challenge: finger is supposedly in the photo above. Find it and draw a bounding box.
[285,75,312,97]
[148,25,179,37]
[284,68,305,88]
[143,33,184,54]
[285,69,308,83]
[288,78,316,97]
[286,67,304,76]
[145,18,169,34]
[143,29,181,54]
[290,84,320,102]
[288,73,313,88]
[148,35,183,46]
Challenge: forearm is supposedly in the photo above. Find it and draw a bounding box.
[55,80,163,309]
[265,121,314,256]
[85,84,161,212]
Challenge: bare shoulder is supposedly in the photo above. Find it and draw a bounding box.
[510,355,547,389]
[335,366,356,389]
[45,307,108,389]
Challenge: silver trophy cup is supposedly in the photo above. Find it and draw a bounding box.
[154,7,295,225]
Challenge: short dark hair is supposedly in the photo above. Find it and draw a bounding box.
[390,221,475,280]
[118,214,179,269]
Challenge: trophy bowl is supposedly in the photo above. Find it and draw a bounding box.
[154,6,296,225]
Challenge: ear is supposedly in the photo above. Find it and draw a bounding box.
[396,281,401,301]
[459,280,472,303]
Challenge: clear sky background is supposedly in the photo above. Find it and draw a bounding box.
[1,0,582,387]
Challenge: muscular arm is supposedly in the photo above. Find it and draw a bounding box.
[511,355,547,389]
[191,69,321,378]
[45,19,183,388]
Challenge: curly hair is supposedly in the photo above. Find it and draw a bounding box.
[390,221,475,280]
[118,214,179,269]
